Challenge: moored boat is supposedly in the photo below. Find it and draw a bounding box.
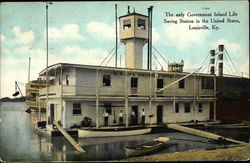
[78,127,151,138]
[125,137,170,157]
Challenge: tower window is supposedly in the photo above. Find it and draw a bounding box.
[179,79,185,88]
[103,74,111,86]
[137,19,145,29]
[123,19,131,29]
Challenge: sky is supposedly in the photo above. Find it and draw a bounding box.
[0,1,249,98]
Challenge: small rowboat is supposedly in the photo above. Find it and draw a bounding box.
[78,127,151,138]
[125,137,170,157]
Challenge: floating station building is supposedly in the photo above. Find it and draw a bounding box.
[37,7,218,133]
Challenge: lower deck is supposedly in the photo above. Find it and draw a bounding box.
[44,98,215,130]
[37,120,221,137]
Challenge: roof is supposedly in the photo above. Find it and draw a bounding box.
[119,12,148,19]
[38,62,215,77]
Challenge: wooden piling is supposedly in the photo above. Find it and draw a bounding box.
[54,121,85,153]
[167,124,247,145]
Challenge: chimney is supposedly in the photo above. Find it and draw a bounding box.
[218,44,224,77]
[127,6,130,14]
[210,50,215,75]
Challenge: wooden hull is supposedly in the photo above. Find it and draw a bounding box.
[78,128,151,138]
[125,137,170,157]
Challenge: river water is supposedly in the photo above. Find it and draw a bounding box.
[0,102,249,162]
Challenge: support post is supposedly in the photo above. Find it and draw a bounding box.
[193,74,196,122]
[173,73,176,123]
[149,72,152,125]
[154,70,157,98]
[125,71,129,127]
[38,99,41,121]
[213,75,217,120]
[45,3,49,126]
[60,65,63,126]
[96,69,99,128]
[125,97,129,127]
[115,4,118,67]
[28,57,31,83]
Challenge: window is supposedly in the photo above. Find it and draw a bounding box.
[184,103,190,113]
[137,19,145,29]
[123,19,131,29]
[179,79,185,88]
[104,103,112,115]
[202,78,214,89]
[198,103,203,113]
[157,79,164,88]
[66,75,69,86]
[103,74,111,86]
[131,77,138,88]
[73,103,81,115]
[175,103,179,113]
[59,77,61,85]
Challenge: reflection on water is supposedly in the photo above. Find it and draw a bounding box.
[0,102,249,161]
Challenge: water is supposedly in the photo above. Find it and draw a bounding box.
[0,102,249,161]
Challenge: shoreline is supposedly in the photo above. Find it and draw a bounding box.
[121,144,250,162]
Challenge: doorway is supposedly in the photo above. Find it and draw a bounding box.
[209,102,214,120]
[131,106,138,125]
[157,105,163,124]
[49,104,55,125]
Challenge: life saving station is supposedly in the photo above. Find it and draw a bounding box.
[37,7,217,134]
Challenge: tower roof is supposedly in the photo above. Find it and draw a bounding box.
[119,12,148,19]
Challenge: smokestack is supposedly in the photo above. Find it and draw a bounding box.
[218,44,224,77]
[210,50,215,75]
[147,6,153,70]
[127,6,130,14]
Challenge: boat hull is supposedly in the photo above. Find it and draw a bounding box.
[125,144,164,157]
[78,128,151,138]
[125,137,170,157]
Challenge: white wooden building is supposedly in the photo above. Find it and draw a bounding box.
[38,10,216,130]
[38,63,216,129]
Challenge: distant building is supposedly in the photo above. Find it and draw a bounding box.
[216,77,250,123]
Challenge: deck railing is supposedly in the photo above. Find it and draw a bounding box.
[39,84,214,98]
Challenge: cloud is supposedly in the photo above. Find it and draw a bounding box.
[15,46,46,56]
[164,12,211,50]
[1,34,6,42]
[0,57,29,98]
[210,39,248,76]
[87,21,116,40]
[48,24,85,41]
[152,27,160,43]
[210,39,241,57]
[56,46,109,65]
[12,26,35,45]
